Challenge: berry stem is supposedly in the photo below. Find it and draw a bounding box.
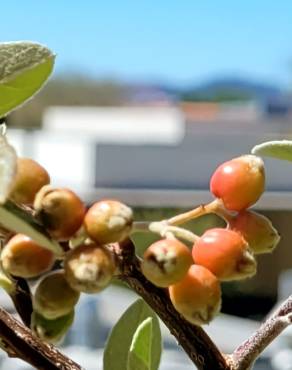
[149,221,199,243]
[132,221,151,232]
[166,199,234,226]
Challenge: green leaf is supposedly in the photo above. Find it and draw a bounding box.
[0,200,62,256]
[0,133,17,204]
[128,317,153,370]
[0,41,55,118]
[251,140,292,162]
[103,298,162,370]
[31,310,74,344]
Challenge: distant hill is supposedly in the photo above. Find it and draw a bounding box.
[180,77,283,102]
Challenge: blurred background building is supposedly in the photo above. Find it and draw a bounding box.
[2,1,292,369]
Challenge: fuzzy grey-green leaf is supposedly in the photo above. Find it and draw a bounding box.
[0,41,55,118]
[251,140,292,162]
[128,317,153,370]
[103,298,162,370]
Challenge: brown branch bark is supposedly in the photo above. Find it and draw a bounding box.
[232,295,292,370]
[10,276,33,327]
[0,306,82,370]
[112,239,230,370]
[2,203,291,370]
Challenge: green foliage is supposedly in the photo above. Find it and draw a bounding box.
[128,318,153,370]
[31,310,74,344]
[9,76,127,128]
[0,42,55,118]
[0,134,17,204]
[103,299,162,370]
[252,140,292,162]
[182,88,252,102]
[0,200,62,255]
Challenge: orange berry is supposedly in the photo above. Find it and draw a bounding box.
[34,187,86,241]
[84,200,133,244]
[141,239,193,287]
[210,155,265,211]
[229,210,280,254]
[1,234,55,278]
[192,228,256,281]
[33,270,80,319]
[64,243,115,294]
[169,265,221,326]
[10,157,50,205]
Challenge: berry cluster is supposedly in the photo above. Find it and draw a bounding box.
[141,154,280,326]
[0,153,280,343]
[0,157,133,343]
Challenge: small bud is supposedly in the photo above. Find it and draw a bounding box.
[210,154,265,211]
[192,228,256,281]
[31,310,74,344]
[84,200,133,244]
[64,243,115,294]
[1,234,55,278]
[33,270,80,319]
[229,210,280,254]
[34,186,86,241]
[169,265,221,326]
[141,239,193,287]
[10,158,50,205]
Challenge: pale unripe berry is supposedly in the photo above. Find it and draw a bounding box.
[141,239,193,287]
[169,265,221,326]
[33,271,80,319]
[210,155,265,211]
[64,243,115,294]
[34,186,86,241]
[229,210,280,254]
[31,310,74,344]
[1,234,55,278]
[84,200,133,244]
[192,228,256,281]
[10,157,50,205]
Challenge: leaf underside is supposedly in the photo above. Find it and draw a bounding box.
[0,200,62,255]
[0,41,55,118]
[251,140,292,162]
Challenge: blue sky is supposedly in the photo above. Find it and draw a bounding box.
[1,1,291,87]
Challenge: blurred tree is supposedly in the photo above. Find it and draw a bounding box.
[8,76,128,129]
[182,88,252,102]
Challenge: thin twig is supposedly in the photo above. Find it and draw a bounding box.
[0,306,82,370]
[232,295,292,370]
[149,221,199,243]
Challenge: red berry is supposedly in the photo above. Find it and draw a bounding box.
[169,264,221,326]
[192,228,256,281]
[210,155,265,211]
